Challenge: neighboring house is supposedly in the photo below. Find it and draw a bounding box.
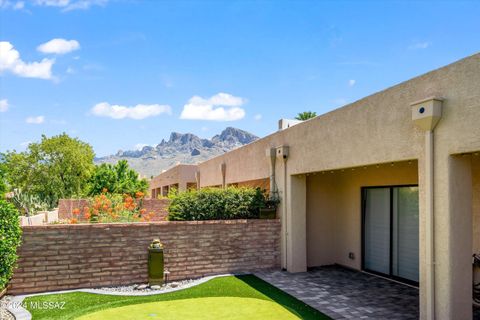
[149,164,198,198]
[193,53,480,320]
[150,162,270,195]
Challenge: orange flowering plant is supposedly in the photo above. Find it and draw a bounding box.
[72,189,155,223]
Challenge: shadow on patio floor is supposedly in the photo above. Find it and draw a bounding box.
[255,265,419,320]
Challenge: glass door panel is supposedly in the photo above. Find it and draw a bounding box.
[364,188,391,275]
[363,186,419,284]
[392,187,419,282]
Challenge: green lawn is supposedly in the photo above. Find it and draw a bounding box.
[23,275,330,320]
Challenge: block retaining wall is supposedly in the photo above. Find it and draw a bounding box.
[8,219,281,295]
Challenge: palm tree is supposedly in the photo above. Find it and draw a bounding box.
[295,111,317,121]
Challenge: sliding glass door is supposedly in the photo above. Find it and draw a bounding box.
[362,186,419,284]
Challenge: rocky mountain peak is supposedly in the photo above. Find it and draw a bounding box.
[98,128,259,176]
[213,127,258,145]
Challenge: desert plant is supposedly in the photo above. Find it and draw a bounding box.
[167,187,265,221]
[10,189,49,216]
[0,200,22,290]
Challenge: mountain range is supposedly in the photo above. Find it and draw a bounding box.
[95,127,259,178]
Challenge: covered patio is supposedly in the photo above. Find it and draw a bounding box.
[256,265,419,319]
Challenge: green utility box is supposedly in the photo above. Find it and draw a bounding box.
[148,239,164,285]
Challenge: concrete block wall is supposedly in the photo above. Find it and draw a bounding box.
[8,219,281,295]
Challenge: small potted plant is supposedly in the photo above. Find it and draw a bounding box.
[260,192,280,219]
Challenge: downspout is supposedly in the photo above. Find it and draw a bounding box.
[277,146,289,270]
[267,147,287,269]
[425,129,435,320]
[266,148,277,197]
[283,155,288,270]
[221,163,227,189]
[195,171,201,190]
[411,97,443,320]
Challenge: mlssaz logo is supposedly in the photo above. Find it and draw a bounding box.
[9,301,67,310]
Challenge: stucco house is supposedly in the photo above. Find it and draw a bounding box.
[150,53,480,319]
[149,164,198,198]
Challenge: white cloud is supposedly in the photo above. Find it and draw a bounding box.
[37,38,80,55]
[91,102,172,120]
[254,114,262,121]
[35,0,69,6]
[26,116,45,124]
[408,41,431,50]
[0,99,8,112]
[180,93,246,121]
[0,41,54,80]
[0,0,25,10]
[13,1,23,9]
[348,79,356,87]
[34,0,107,11]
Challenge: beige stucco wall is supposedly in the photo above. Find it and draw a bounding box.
[306,161,419,269]
[199,53,480,185]
[149,164,197,194]
[195,53,480,319]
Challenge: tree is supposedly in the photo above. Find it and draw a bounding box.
[88,160,148,196]
[295,111,317,121]
[3,133,95,208]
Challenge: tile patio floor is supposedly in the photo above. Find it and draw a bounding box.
[255,265,419,319]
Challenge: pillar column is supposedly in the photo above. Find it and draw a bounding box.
[179,182,187,192]
[434,154,472,319]
[286,174,307,272]
[274,145,307,273]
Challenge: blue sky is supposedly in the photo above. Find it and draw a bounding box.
[0,0,479,157]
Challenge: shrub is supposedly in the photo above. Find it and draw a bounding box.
[73,191,154,223]
[167,187,265,221]
[0,200,22,290]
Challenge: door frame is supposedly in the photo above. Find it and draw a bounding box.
[361,184,419,286]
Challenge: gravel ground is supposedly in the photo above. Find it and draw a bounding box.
[0,295,15,320]
[92,278,200,294]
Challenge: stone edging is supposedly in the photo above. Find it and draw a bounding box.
[7,273,248,320]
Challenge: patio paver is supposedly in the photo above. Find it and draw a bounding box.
[255,265,419,320]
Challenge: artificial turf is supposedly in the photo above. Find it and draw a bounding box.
[76,297,300,320]
[23,275,331,320]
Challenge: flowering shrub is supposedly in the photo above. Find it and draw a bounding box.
[71,190,154,223]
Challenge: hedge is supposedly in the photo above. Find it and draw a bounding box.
[167,187,265,221]
[0,200,22,290]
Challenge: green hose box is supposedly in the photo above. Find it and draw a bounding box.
[148,239,164,285]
